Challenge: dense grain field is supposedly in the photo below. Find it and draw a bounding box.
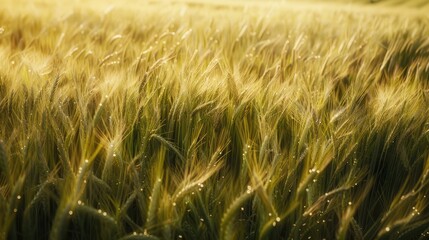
[1,0,429,239]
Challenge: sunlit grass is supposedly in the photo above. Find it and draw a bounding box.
[0,0,429,239]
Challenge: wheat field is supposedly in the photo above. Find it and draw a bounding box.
[0,0,429,239]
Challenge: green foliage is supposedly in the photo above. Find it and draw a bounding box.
[0,0,428,239]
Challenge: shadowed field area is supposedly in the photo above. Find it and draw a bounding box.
[0,0,429,239]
